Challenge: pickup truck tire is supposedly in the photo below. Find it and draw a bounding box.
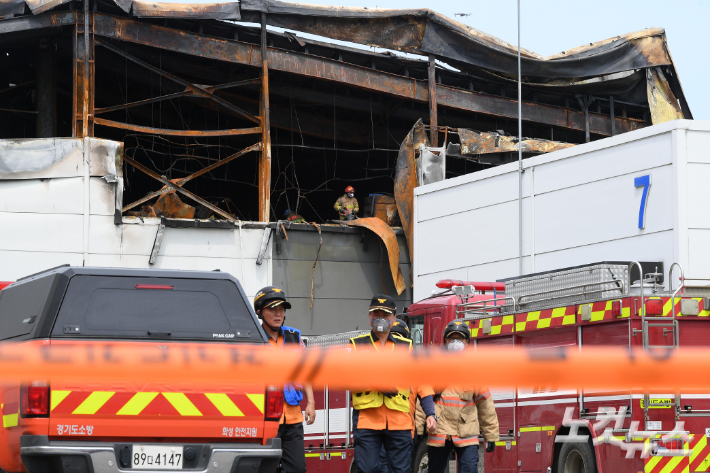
[556,442,597,473]
[412,439,429,473]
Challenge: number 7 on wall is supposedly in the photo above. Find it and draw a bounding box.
[634,174,651,229]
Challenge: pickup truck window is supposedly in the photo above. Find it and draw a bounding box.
[0,276,54,341]
[51,276,263,342]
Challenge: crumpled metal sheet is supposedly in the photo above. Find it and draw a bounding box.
[646,67,684,125]
[458,129,575,155]
[25,0,71,15]
[394,119,428,265]
[0,0,26,18]
[131,1,240,20]
[339,217,406,295]
[0,137,123,179]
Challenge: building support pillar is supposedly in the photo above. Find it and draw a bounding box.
[259,12,272,222]
[428,54,438,147]
[73,8,94,138]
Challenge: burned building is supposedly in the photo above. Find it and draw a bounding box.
[0,0,692,334]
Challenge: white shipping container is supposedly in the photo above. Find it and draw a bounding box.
[413,120,710,302]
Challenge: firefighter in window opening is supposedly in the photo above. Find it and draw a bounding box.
[416,320,499,473]
[349,296,437,473]
[284,209,306,223]
[254,286,316,473]
[334,186,359,220]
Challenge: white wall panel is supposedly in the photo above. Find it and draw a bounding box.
[533,132,672,195]
[89,178,116,216]
[0,178,84,214]
[0,212,83,253]
[534,164,674,253]
[686,163,710,229]
[686,130,710,164]
[416,198,532,276]
[0,250,82,281]
[687,229,710,280]
[417,170,522,222]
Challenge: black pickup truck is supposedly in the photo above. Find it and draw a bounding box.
[0,266,282,473]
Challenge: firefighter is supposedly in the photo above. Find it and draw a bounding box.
[254,286,316,473]
[334,186,359,220]
[349,295,437,473]
[419,320,499,473]
[389,318,410,339]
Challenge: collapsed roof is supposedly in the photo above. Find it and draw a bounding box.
[0,0,692,223]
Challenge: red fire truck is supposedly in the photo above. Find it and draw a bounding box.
[302,261,710,473]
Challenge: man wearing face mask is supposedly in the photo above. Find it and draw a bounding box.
[254,286,316,473]
[334,186,359,220]
[349,295,437,473]
[419,320,499,473]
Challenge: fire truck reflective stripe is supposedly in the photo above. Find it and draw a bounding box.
[495,441,516,446]
[205,393,244,417]
[162,393,202,416]
[51,390,72,411]
[520,426,555,433]
[305,454,321,458]
[116,392,159,415]
[690,434,710,471]
[502,315,514,325]
[72,392,115,415]
[1,403,19,428]
[246,394,265,413]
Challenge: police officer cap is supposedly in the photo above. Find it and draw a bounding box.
[443,320,471,342]
[368,294,396,314]
[254,286,292,312]
[390,318,410,339]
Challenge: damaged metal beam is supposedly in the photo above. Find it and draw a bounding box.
[259,11,272,223]
[122,154,240,221]
[92,14,645,137]
[95,37,261,125]
[122,142,262,212]
[94,117,261,136]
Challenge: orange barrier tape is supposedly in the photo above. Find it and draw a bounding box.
[0,342,704,390]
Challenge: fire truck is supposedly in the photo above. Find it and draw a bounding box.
[300,261,710,473]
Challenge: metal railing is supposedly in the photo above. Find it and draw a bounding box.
[456,296,517,320]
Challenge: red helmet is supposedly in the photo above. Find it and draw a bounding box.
[345,186,355,193]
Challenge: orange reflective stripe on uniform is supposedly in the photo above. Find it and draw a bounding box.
[50,391,264,417]
[436,396,466,407]
[474,391,492,404]
[428,434,446,445]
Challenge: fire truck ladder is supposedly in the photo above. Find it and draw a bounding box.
[634,262,684,423]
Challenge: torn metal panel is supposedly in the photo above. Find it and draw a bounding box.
[457,129,575,155]
[0,0,26,19]
[339,217,406,295]
[417,145,445,185]
[24,0,71,15]
[394,119,428,265]
[646,67,683,125]
[131,1,240,20]
[0,137,122,179]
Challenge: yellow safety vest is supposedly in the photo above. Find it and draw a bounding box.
[349,332,412,412]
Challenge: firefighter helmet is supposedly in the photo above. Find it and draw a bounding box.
[443,320,471,342]
[254,286,292,314]
[390,318,411,339]
[345,186,355,193]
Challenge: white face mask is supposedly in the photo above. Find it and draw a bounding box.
[347,193,354,198]
[372,317,390,333]
[447,340,466,352]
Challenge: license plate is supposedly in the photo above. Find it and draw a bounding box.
[132,445,183,470]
